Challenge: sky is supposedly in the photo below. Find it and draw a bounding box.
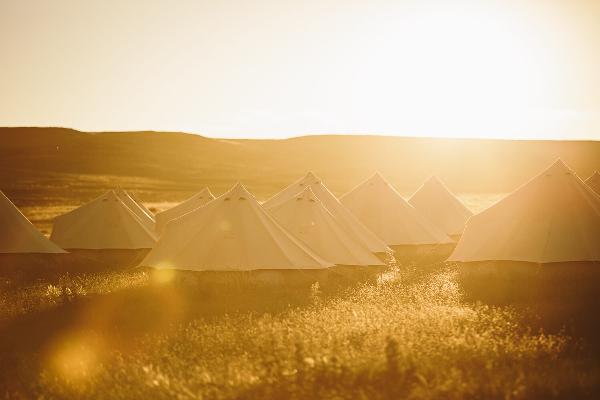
[1,0,600,140]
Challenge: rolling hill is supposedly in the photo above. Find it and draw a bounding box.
[1,127,599,207]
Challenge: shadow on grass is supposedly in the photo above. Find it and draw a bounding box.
[455,261,600,348]
[0,265,387,393]
[0,249,150,285]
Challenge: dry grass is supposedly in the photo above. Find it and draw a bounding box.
[2,263,598,399]
[0,269,151,322]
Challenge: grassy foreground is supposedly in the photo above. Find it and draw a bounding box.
[2,262,599,399]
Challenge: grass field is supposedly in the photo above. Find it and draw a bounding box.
[2,261,599,399]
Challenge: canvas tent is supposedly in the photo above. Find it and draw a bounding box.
[269,187,384,266]
[116,188,155,231]
[155,187,215,234]
[448,159,600,263]
[51,190,157,249]
[409,176,473,237]
[341,173,453,246]
[141,183,332,271]
[0,190,65,254]
[586,171,600,195]
[263,172,390,254]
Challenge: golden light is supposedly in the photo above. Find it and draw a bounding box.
[47,331,104,385]
[1,0,598,139]
[151,267,176,285]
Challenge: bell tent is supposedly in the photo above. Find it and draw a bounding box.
[341,173,453,246]
[141,183,332,271]
[0,191,65,254]
[155,187,215,234]
[448,159,600,263]
[51,190,157,250]
[409,176,473,237]
[263,172,390,254]
[269,187,384,266]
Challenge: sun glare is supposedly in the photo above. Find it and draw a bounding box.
[340,2,566,140]
[0,0,598,138]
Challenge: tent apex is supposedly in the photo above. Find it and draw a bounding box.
[295,186,318,201]
[425,175,442,185]
[546,158,572,175]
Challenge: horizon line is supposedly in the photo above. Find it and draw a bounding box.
[1,125,599,143]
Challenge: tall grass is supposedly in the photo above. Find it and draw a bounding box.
[21,265,598,400]
[0,269,150,322]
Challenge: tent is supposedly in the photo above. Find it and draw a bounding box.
[0,190,65,254]
[341,173,453,246]
[116,188,155,231]
[269,187,384,266]
[263,172,390,254]
[51,190,157,249]
[155,187,215,234]
[408,176,473,237]
[585,171,600,195]
[448,159,600,263]
[141,183,332,271]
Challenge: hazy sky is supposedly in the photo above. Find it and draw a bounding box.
[1,0,600,139]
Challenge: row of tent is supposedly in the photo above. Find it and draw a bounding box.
[1,161,600,269]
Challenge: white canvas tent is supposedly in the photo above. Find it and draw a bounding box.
[116,188,155,231]
[341,173,453,246]
[263,172,390,254]
[51,190,157,249]
[449,159,600,263]
[0,191,65,254]
[586,171,600,195]
[155,188,215,234]
[409,176,473,237]
[269,187,384,266]
[141,183,332,271]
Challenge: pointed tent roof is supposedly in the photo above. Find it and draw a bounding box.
[141,183,332,271]
[51,190,157,249]
[269,187,384,266]
[116,188,155,231]
[449,159,600,263]
[263,172,390,253]
[341,173,454,246]
[585,171,600,195]
[0,191,66,254]
[155,188,215,234]
[408,176,473,236]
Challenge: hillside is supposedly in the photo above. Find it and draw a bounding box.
[1,127,599,206]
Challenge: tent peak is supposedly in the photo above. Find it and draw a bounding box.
[425,175,442,184]
[367,172,391,186]
[225,182,252,198]
[295,187,319,202]
[222,183,261,203]
[300,171,322,186]
[102,190,120,201]
[545,158,573,175]
[194,187,215,200]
